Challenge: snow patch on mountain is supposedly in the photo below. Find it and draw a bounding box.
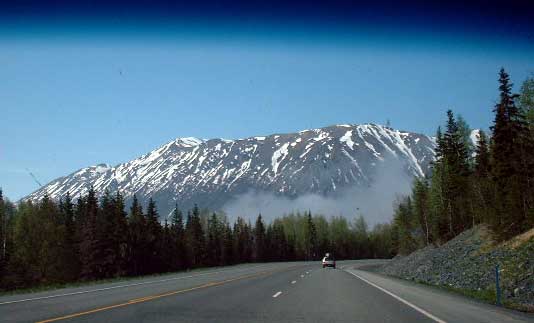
[271,143,290,175]
[340,130,355,150]
[175,137,204,147]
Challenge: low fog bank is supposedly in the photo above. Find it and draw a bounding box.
[222,157,414,225]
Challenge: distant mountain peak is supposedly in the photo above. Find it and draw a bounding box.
[174,137,205,147]
[24,123,436,220]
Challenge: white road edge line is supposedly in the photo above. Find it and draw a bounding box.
[0,264,268,306]
[273,291,282,298]
[346,270,447,323]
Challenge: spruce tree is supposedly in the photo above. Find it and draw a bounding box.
[474,131,490,177]
[434,126,445,160]
[184,210,193,268]
[304,212,318,260]
[74,195,87,248]
[112,192,128,276]
[518,76,534,131]
[128,195,146,275]
[161,218,172,272]
[443,110,472,238]
[96,191,117,278]
[432,125,448,242]
[222,222,234,265]
[79,188,102,280]
[490,68,533,238]
[145,198,162,274]
[186,205,206,267]
[429,125,448,243]
[489,71,510,237]
[234,217,253,263]
[472,131,493,225]
[59,192,80,281]
[170,204,186,270]
[253,214,267,262]
[207,213,222,266]
[244,220,254,261]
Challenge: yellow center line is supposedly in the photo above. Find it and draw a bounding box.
[127,295,154,303]
[35,266,298,323]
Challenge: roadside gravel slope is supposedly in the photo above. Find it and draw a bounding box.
[379,226,534,311]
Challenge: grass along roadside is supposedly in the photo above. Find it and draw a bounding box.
[417,278,533,313]
[361,265,533,313]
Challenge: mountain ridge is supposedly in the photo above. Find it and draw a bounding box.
[24,123,436,220]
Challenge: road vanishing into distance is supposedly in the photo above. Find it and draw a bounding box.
[1,261,532,323]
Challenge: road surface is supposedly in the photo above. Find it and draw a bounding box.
[0,260,532,323]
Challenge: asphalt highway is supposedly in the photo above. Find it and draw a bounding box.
[0,261,532,323]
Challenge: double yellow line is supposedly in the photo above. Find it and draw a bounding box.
[36,268,283,323]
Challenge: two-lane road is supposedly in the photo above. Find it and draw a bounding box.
[1,261,532,322]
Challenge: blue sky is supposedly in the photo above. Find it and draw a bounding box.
[1,1,534,200]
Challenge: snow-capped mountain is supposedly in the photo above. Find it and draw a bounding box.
[24,124,436,218]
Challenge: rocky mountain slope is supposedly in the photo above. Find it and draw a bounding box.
[24,124,436,217]
[379,226,534,311]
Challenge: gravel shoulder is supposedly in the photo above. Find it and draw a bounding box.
[377,226,534,312]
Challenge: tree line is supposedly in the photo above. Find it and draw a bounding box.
[393,69,534,254]
[3,68,529,290]
[0,188,393,291]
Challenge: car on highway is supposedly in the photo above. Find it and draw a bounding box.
[322,253,336,268]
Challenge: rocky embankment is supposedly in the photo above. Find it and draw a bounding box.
[379,226,534,311]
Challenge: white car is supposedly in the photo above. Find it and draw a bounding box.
[322,254,336,268]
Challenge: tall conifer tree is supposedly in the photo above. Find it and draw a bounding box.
[253,214,267,262]
[145,198,162,273]
[170,204,186,270]
[59,192,79,281]
[186,205,205,267]
[79,188,102,280]
[222,221,234,265]
[490,68,533,238]
[128,195,146,275]
[207,213,222,266]
[304,212,318,260]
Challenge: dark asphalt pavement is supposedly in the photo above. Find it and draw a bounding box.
[0,261,532,323]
